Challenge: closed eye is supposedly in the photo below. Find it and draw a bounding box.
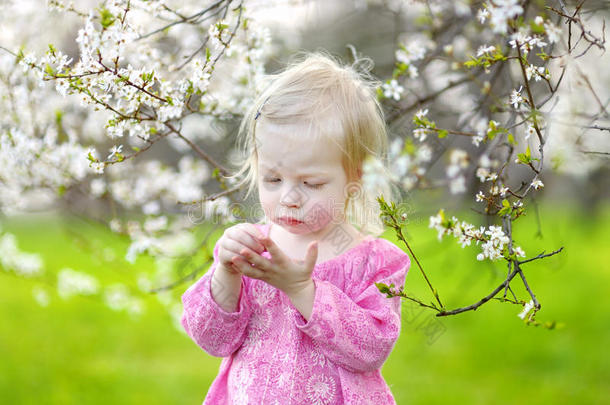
[305,182,325,189]
[264,178,325,189]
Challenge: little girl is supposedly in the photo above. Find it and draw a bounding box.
[180,52,411,404]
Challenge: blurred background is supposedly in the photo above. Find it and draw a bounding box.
[1,0,609,404]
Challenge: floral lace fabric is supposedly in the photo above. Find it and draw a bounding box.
[180,223,411,404]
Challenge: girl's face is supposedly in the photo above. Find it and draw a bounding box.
[256,119,351,238]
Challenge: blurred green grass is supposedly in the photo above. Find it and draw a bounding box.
[1,203,609,404]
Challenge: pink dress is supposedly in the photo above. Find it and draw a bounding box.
[180,223,411,404]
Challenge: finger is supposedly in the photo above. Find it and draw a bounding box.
[260,237,285,262]
[232,256,266,280]
[240,248,273,271]
[304,240,319,269]
[220,239,250,260]
[233,229,265,254]
[243,224,266,243]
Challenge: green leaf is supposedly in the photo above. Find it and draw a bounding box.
[98,7,116,29]
[54,110,63,126]
[403,138,415,155]
[45,63,55,76]
[464,57,481,68]
[516,152,531,165]
[438,129,448,138]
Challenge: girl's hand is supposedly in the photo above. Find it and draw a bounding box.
[216,223,267,275]
[232,236,318,297]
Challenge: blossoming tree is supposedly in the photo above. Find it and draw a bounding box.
[1,0,608,328]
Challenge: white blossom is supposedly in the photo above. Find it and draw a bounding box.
[449,175,466,194]
[544,21,562,43]
[510,86,523,109]
[57,268,99,299]
[476,45,496,56]
[0,233,44,277]
[477,8,489,24]
[413,128,428,142]
[415,108,429,120]
[525,124,536,140]
[514,246,526,258]
[396,40,427,65]
[90,178,106,197]
[487,0,524,34]
[107,144,123,160]
[382,79,404,101]
[531,179,544,189]
[518,299,535,319]
[476,167,490,182]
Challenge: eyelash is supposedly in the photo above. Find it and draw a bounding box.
[265,178,325,189]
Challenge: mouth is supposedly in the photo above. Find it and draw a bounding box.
[277,217,304,226]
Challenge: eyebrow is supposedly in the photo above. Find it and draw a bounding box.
[259,164,328,177]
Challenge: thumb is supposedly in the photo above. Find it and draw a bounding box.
[304,240,319,268]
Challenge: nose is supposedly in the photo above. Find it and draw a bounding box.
[279,184,303,208]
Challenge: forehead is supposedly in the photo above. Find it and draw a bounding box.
[256,120,344,174]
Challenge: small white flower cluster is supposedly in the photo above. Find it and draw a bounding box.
[480,0,524,34]
[510,86,524,109]
[18,46,74,86]
[525,64,551,82]
[413,109,430,141]
[479,225,510,260]
[544,21,562,44]
[476,45,496,57]
[208,19,234,50]
[395,39,427,78]
[57,268,100,299]
[383,137,432,191]
[429,211,526,261]
[470,116,488,147]
[191,58,213,94]
[525,124,536,140]
[361,155,392,196]
[531,179,544,190]
[120,199,228,263]
[107,144,123,160]
[382,79,404,101]
[446,149,469,194]
[475,154,500,182]
[518,299,535,319]
[104,155,210,209]
[0,232,44,277]
[103,283,144,317]
[475,155,511,200]
[508,29,548,55]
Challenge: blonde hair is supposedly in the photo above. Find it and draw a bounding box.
[226,50,397,236]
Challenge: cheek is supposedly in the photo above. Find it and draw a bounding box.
[257,188,275,213]
[304,191,345,226]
